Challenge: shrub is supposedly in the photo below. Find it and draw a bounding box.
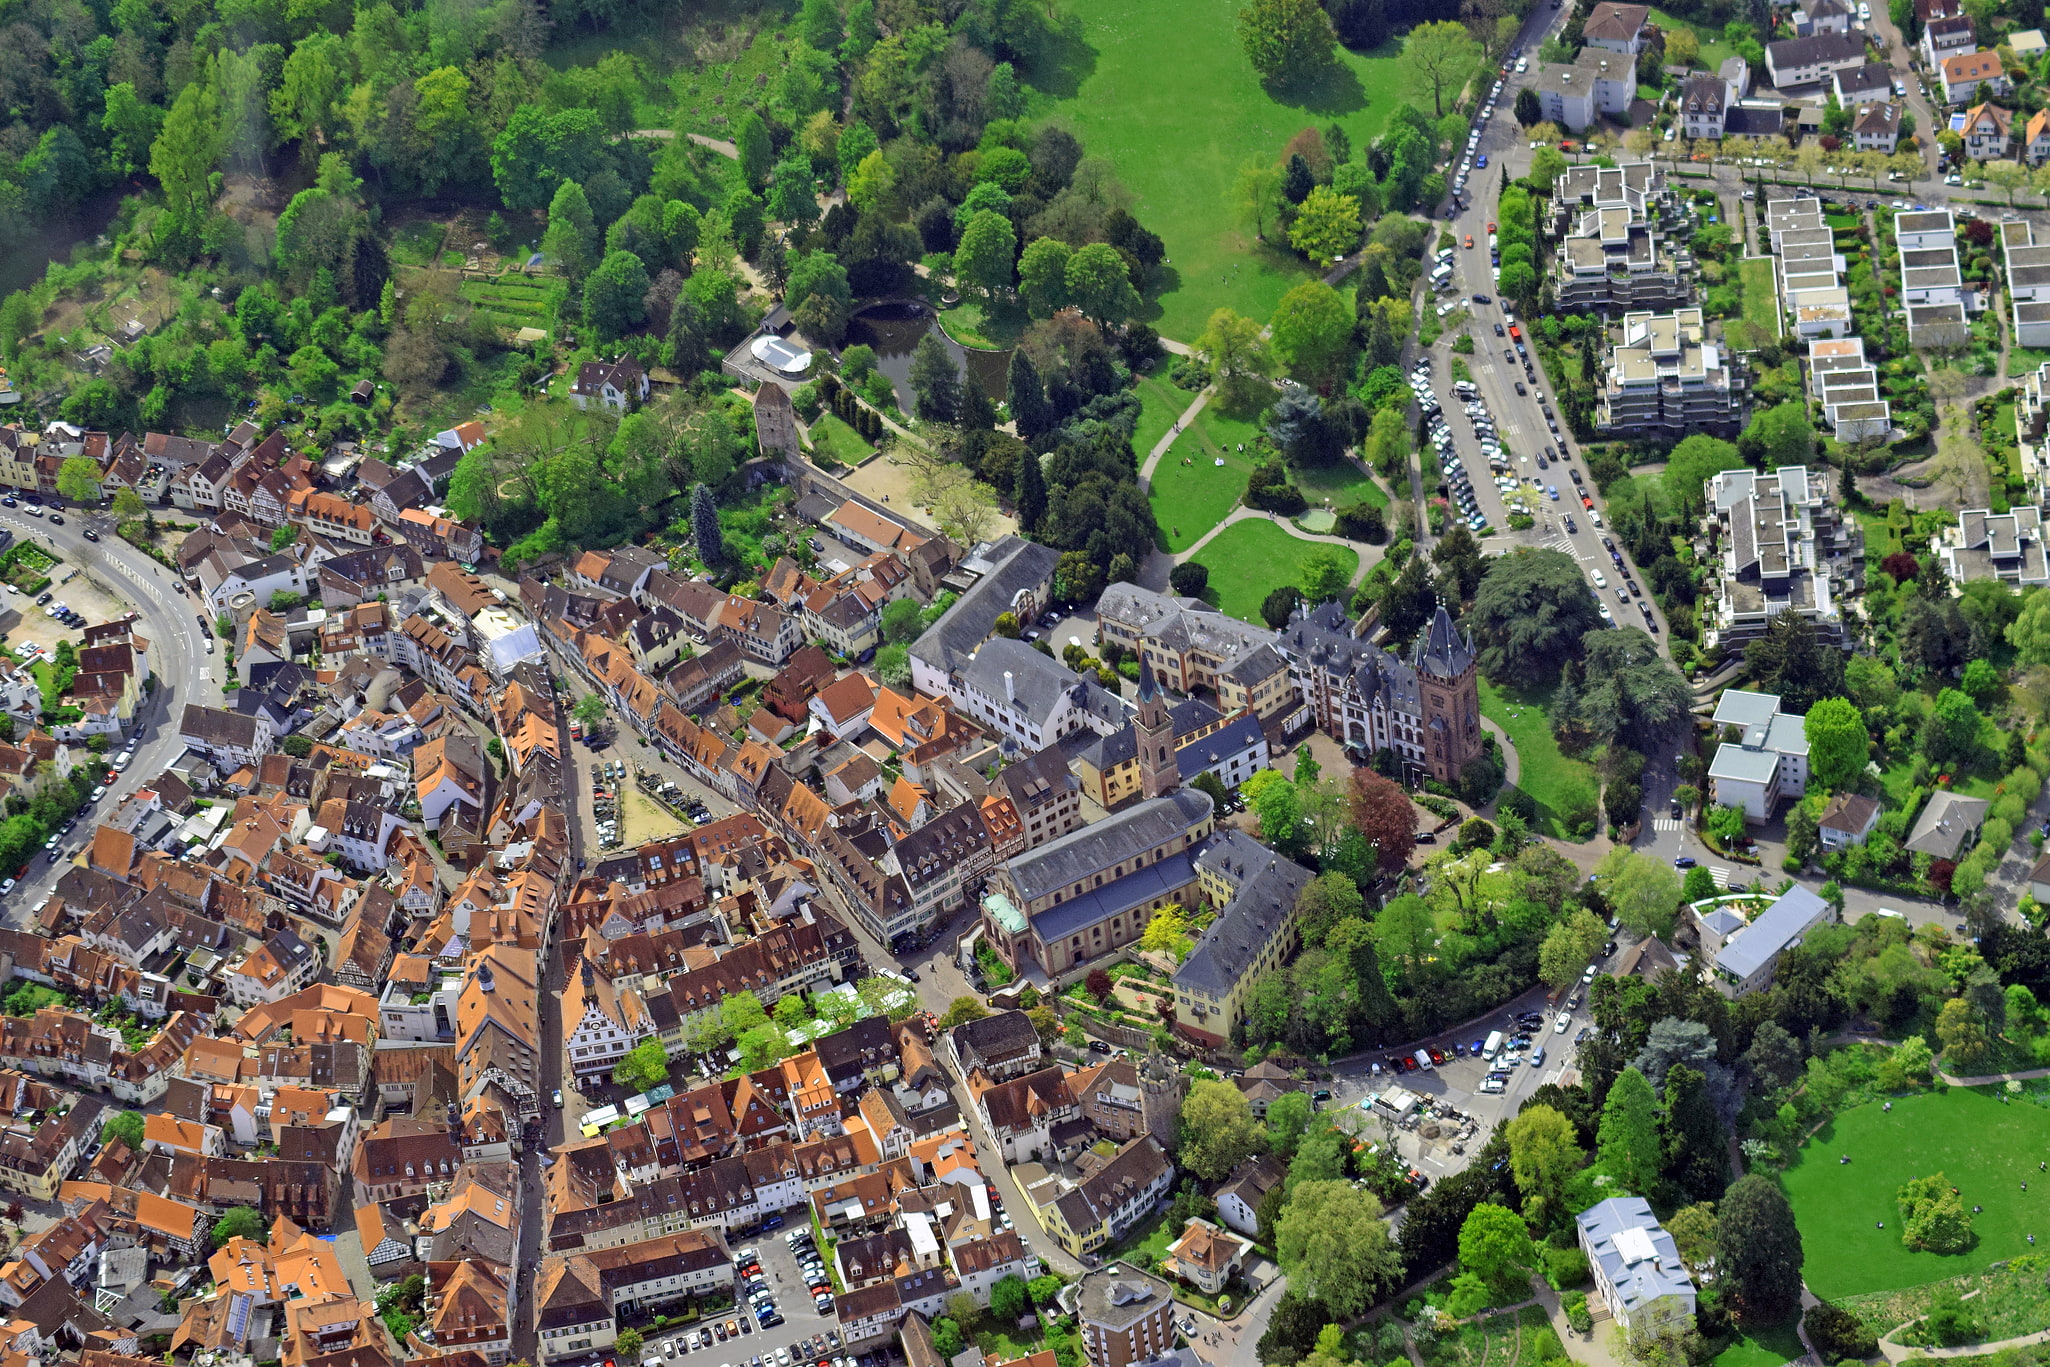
[1169,563,1209,597]
[1563,1291,1592,1333]
[1803,1303,1878,1362]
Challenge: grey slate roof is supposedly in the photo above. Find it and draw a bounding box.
[963,636,1125,730]
[1030,851,1200,943]
[1070,697,1222,772]
[1175,832,1313,995]
[1577,1197,1695,1314]
[909,536,1060,679]
[1003,790,1213,906]
[1715,884,1830,983]
[1416,605,1476,679]
[1905,791,1990,859]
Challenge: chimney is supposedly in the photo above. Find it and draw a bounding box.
[1003,671,1015,701]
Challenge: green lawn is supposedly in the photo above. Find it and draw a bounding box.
[1296,459,1388,509]
[1711,1321,1807,1367]
[1024,2,1414,340]
[1190,519,1358,623]
[937,296,1029,350]
[1649,7,1738,70]
[1784,1088,2050,1301]
[1150,405,1267,551]
[2008,346,2050,378]
[806,414,873,468]
[1738,257,1779,332]
[1133,372,1201,466]
[1477,677,1598,840]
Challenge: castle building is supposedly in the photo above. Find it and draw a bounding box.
[1275,603,1482,784]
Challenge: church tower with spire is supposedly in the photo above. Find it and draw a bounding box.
[1135,659,1178,801]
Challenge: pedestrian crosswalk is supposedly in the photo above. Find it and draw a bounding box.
[1650,818,1683,833]
[1710,866,1735,889]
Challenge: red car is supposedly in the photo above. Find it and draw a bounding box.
[1486,220,1497,233]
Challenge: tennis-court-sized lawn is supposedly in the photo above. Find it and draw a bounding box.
[1025,0,1410,340]
[1785,1088,2050,1301]
[1150,404,1267,552]
[1477,678,1598,840]
[805,414,873,468]
[1190,520,1357,624]
[1738,257,1779,332]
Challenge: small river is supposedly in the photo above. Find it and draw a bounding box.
[842,301,1010,411]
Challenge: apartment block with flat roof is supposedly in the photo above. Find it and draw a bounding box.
[1547,162,1694,312]
[1703,465,1863,651]
[1595,308,1745,438]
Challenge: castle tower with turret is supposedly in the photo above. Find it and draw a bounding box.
[1413,604,1483,785]
[1140,1046,1185,1151]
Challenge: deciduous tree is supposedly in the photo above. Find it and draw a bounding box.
[1539,909,1608,994]
[1269,281,1353,385]
[1458,1202,1537,1290]
[1803,697,1870,791]
[1289,185,1362,264]
[1350,768,1416,874]
[1506,1104,1582,1223]
[1407,21,1482,117]
[1237,0,1339,86]
[1597,847,1683,940]
[954,210,1017,300]
[1179,1080,1267,1180]
[1276,1181,1403,1316]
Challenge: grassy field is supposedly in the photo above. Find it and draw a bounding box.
[806,414,873,468]
[1738,257,1779,332]
[1024,0,1415,340]
[1710,1321,1806,1367]
[1297,459,1388,509]
[458,272,558,332]
[1784,1088,2050,1301]
[1133,372,1201,466]
[1477,677,1598,840]
[1150,404,1266,551]
[1190,520,1357,623]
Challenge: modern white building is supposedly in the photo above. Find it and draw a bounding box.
[2005,221,2050,348]
[1534,48,1634,132]
[1937,507,2050,590]
[1704,884,1835,997]
[1704,466,1862,651]
[1706,689,1811,822]
[1596,309,1745,438]
[1810,338,1893,442]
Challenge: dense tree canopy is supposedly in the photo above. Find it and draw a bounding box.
[1465,550,1606,687]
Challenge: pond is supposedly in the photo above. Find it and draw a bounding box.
[842,301,1010,412]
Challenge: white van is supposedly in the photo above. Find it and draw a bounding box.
[1413,1049,1434,1070]
[1483,1030,1504,1060]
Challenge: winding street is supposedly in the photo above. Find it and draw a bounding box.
[0,509,219,922]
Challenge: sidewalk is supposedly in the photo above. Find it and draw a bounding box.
[1528,1279,1634,1367]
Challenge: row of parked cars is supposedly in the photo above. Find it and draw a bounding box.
[1415,362,1489,535]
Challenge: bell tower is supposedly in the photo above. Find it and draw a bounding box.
[1135,659,1177,801]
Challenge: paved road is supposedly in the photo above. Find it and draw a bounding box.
[1438,101,1670,644]
[0,510,217,917]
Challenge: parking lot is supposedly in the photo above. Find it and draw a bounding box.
[638,1228,855,1367]
[1322,959,1616,1182]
